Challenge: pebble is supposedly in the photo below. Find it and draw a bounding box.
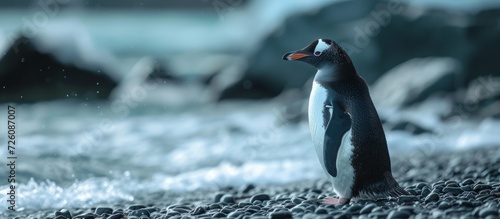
[474,184,493,191]
[240,184,255,193]
[73,213,95,219]
[479,207,499,217]
[94,207,113,216]
[461,179,475,186]
[128,209,150,217]
[250,194,271,203]
[438,202,451,210]
[107,213,125,219]
[192,206,206,215]
[213,193,225,203]
[227,211,243,218]
[425,193,440,202]
[387,210,411,219]
[211,212,227,218]
[128,205,147,210]
[398,195,419,203]
[442,187,463,195]
[221,194,235,203]
[54,209,72,218]
[334,212,351,219]
[346,204,362,213]
[314,207,328,214]
[269,211,293,219]
[421,188,431,197]
[359,203,377,214]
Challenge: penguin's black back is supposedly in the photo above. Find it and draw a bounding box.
[317,70,404,198]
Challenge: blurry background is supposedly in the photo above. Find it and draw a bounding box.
[0,0,499,211]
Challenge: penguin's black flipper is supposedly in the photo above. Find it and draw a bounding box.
[323,100,351,177]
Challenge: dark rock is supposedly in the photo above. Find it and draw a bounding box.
[94,207,113,216]
[314,208,328,214]
[209,204,222,210]
[474,184,493,191]
[0,36,118,103]
[479,207,499,217]
[238,202,252,208]
[214,193,225,203]
[221,194,236,203]
[397,206,415,214]
[73,213,95,219]
[269,211,293,219]
[221,207,234,214]
[227,211,243,218]
[240,184,256,194]
[443,187,463,195]
[461,179,475,186]
[192,206,206,215]
[421,188,431,197]
[387,210,411,219]
[416,183,428,189]
[461,185,473,191]
[368,212,389,218]
[398,195,419,203]
[250,194,271,203]
[360,203,377,214]
[290,206,305,213]
[425,193,440,202]
[333,212,351,219]
[55,209,72,218]
[438,202,451,210]
[128,205,147,211]
[347,204,363,213]
[107,213,125,219]
[212,212,227,218]
[128,209,150,217]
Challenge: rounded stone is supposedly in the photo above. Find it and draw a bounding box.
[127,205,147,210]
[479,207,499,217]
[443,187,462,195]
[128,209,150,217]
[106,213,125,219]
[398,195,419,203]
[221,194,235,203]
[212,212,227,218]
[314,208,328,214]
[213,193,225,203]
[425,193,440,202]
[55,209,72,218]
[290,206,305,213]
[474,184,493,191]
[421,188,431,197]
[360,203,377,214]
[438,202,451,210]
[269,211,293,219]
[387,210,411,219]
[94,207,113,216]
[227,211,243,218]
[250,194,271,203]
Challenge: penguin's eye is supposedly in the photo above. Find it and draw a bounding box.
[314,51,322,56]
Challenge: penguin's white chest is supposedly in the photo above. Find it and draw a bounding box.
[308,81,356,198]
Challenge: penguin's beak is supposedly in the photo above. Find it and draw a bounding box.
[283,51,310,61]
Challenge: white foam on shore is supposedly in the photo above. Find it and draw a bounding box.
[0,98,499,212]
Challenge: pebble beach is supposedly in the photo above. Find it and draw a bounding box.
[4,145,498,219]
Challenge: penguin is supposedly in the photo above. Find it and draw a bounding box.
[282,39,407,204]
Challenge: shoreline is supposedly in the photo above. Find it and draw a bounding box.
[2,146,499,219]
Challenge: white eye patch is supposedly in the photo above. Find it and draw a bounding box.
[314,39,330,56]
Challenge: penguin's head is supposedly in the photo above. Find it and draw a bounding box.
[282,39,352,69]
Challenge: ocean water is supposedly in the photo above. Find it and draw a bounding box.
[0,97,499,212]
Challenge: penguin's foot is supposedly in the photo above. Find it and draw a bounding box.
[322,197,349,205]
